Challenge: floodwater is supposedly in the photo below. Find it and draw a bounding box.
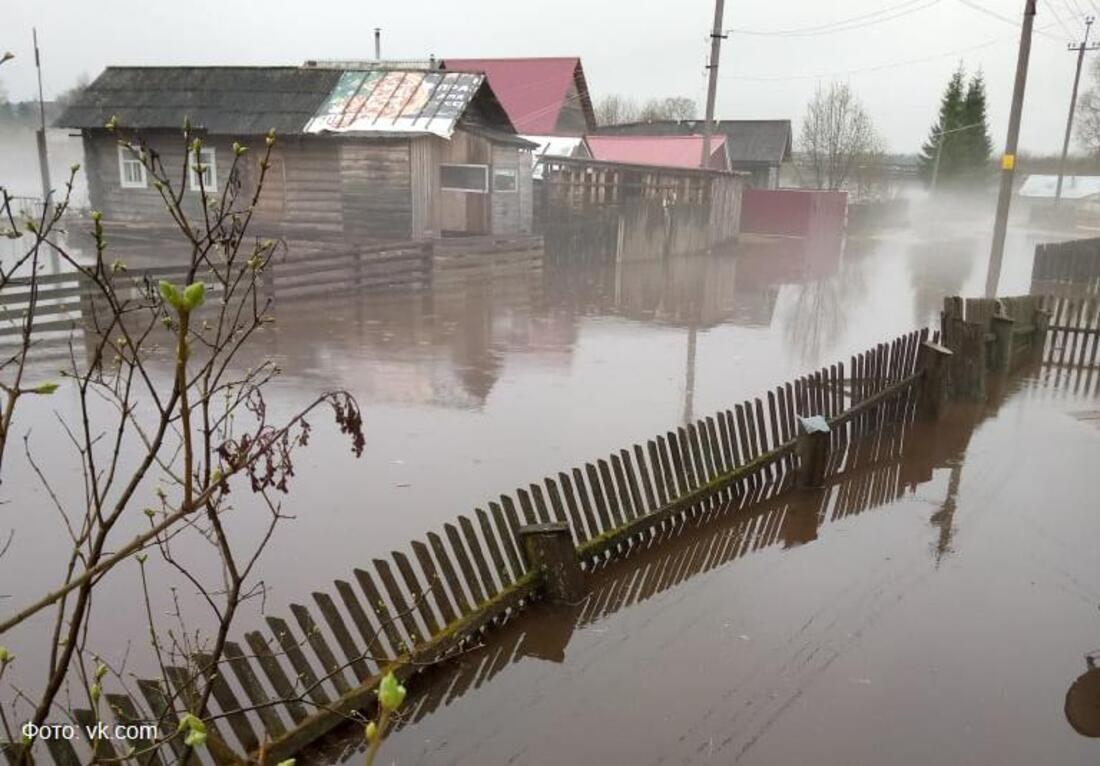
[2,198,1098,763]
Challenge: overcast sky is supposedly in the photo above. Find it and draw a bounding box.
[1,0,1094,155]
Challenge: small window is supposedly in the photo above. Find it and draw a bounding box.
[118,145,147,189]
[188,147,218,191]
[440,163,488,192]
[493,167,517,192]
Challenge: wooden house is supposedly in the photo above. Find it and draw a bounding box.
[56,66,537,240]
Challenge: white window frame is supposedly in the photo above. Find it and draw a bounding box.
[440,163,489,193]
[188,147,218,192]
[117,145,147,189]
[492,167,518,193]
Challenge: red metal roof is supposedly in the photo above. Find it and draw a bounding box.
[442,57,591,135]
[583,135,729,170]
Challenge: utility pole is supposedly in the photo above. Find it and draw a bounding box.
[701,0,726,169]
[33,28,52,207]
[374,28,381,60]
[985,0,1037,299]
[1055,16,1098,203]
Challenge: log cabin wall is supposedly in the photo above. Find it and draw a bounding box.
[436,129,492,236]
[338,137,412,241]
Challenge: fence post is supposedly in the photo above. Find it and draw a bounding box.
[795,415,830,489]
[517,522,584,603]
[1031,308,1051,363]
[990,313,1016,372]
[916,341,953,421]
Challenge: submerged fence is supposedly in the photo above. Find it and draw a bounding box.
[1030,237,1100,297]
[21,325,950,765]
[13,289,1089,764]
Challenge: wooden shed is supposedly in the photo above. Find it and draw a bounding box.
[56,66,537,240]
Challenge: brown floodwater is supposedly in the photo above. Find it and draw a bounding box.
[1,202,1096,762]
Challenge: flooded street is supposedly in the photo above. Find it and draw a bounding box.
[304,367,1100,765]
[3,205,1098,764]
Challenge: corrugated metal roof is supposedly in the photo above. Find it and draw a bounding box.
[303,70,484,138]
[55,67,341,134]
[583,135,728,170]
[1020,174,1100,200]
[442,58,594,135]
[595,120,792,164]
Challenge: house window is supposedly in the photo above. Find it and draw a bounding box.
[117,145,146,189]
[188,147,218,191]
[492,167,517,192]
[440,163,488,192]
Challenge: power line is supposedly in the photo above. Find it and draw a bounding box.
[1046,0,1076,38]
[955,0,1061,39]
[725,0,938,37]
[720,26,1050,81]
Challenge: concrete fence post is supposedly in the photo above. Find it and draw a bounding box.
[916,340,953,422]
[517,522,584,604]
[990,314,1016,372]
[795,415,830,489]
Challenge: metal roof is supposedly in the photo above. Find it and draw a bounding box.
[54,67,342,134]
[304,70,485,138]
[594,119,792,164]
[583,135,729,171]
[441,58,595,135]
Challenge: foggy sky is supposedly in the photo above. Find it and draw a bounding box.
[1,0,1094,155]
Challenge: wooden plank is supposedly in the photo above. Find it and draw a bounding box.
[409,539,455,629]
[391,549,442,641]
[194,651,261,752]
[73,708,120,760]
[370,560,419,654]
[242,632,309,724]
[311,594,371,682]
[584,462,615,532]
[531,484,558,524]
[619,449,647,519]
[459,514,499,599]
[333,579,388,666]
[487,503,525,581]
[647,439,670,506]
[665,432,691,496]
[104,693,163,766]
[475,507,512,588]
[43,738,82,766]
[515,488,539,525]
[353,568,405,658]
[266,616,332,705]
[428,531,473,616]
[445,522,487,607]
[633,443,659,512]
[676,427,701,489]
[499,497,526,561]
[656,434,682,500]
[563,470,598,541]
[223,640,288,737]
[598,458,627,528]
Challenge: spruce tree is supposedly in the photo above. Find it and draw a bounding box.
[919,65,966,186]
[959,70,993,178]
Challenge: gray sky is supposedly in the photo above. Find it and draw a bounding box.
[1,0,1092,155]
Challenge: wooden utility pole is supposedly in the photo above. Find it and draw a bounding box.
[701,0,726,169]
[1055,16,1098,203]
[33,28,52,207]
[985,0,1037,299]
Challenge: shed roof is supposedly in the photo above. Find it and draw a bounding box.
[583,135,729,171]
[54,67,342,134]
[595,119,792,164]
[441,57,595,135]
[56,66,524,141]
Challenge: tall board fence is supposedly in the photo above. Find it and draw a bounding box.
[14,324,957,765]
[1030,237,1100,297]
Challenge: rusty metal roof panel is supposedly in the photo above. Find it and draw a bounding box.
[303,70,484,138]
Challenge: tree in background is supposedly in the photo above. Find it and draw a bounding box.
[1076,58,1100,156]
[918,65,992,187]
[797,81,881,191]
[595,94,698,126]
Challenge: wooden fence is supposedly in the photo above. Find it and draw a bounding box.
[14,324,952,764]
[0,235,544,347]
[1030,237,1100,297]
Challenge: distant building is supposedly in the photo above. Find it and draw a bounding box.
[440,57,596,137]
[594,119,792,188]
[581,135,731,171]
[56,66,536,240]
[1019,174,1100,201]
